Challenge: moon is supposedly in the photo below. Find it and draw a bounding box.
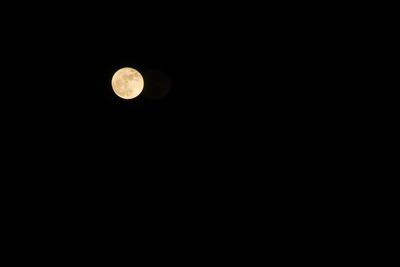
[111,67,144,99]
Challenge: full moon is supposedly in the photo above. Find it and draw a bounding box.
[111,67,144,99]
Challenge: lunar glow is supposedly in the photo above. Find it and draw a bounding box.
[111,67,144,99]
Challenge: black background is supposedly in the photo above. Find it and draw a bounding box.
[0,4,344,182]
[0,4,344,242]
[0,4,369,261]
[2,7,289,156]
[1,5,342,184]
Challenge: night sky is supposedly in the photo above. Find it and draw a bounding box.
[1,5,331,180]
[0,5,351,257]
[0,3,342,204]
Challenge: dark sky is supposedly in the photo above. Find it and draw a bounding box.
[0,6,350,250]
[0,4,338,197]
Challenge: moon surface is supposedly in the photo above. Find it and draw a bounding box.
[111,67,144,99]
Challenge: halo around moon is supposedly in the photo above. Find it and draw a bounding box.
[111,67,144,99]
